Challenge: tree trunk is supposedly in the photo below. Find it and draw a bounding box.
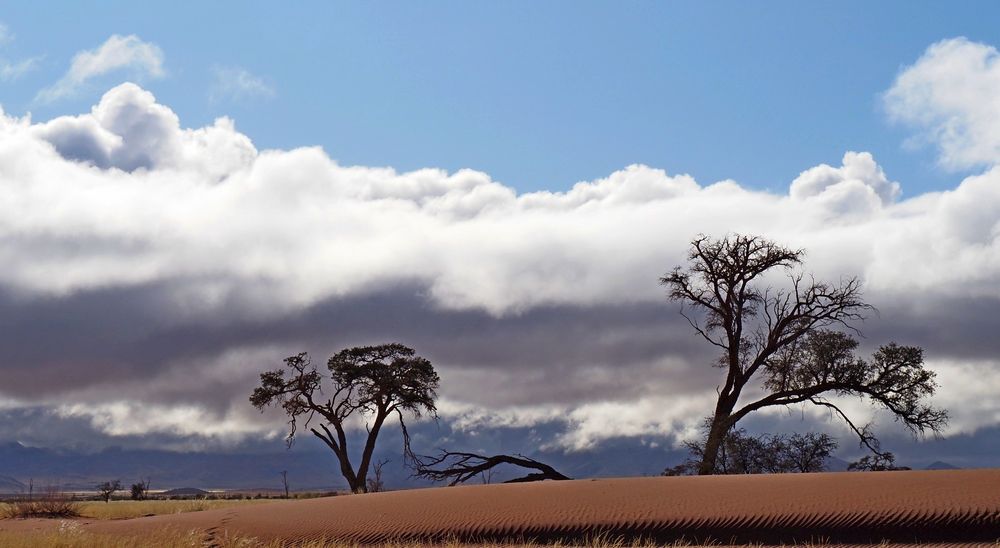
[698,411,732,475]
[355,412,387,493]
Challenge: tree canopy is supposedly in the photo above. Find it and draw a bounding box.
[250,343,439,493]
[661,234,947,475]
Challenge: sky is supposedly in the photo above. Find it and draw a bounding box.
[2,2,1000,469]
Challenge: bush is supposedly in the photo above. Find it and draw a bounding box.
[2,496,80,519]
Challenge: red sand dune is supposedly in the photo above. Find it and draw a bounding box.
[5,469,1000,545]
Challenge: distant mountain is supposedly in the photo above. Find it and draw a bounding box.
[825,456,851,472]
[0,474,25,494]
[925,461,960,470]
[0,425,684,492]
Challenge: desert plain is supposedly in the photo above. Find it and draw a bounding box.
[1,469,998,547]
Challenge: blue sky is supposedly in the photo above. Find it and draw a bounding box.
[2,1,999,194]
[3,2,1000,467]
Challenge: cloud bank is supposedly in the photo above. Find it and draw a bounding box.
[1,37,999,454]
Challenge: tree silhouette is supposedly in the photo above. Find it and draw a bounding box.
[129,478,150,501]
[848,452,910,471]
[414,451,570,485]
[251,343,439,493]
[96,480,121,503]
[664,429,837,475]
[662,234,948,475]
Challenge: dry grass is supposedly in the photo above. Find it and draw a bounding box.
[0,526,994,547]
[0,528,713,548]
[1,498,80,519]
[73,498,276,520]
[0,523,205,547]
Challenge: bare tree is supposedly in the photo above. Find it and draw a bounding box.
[414,451,570,485]
[251,343,439,493]
[784,432,839,473]
[662,234,947,475]
[848,452,910,471]
[280,471,289,498]
[366,458,390,493]
[96,480,121,503]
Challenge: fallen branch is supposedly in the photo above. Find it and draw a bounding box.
[414,450,570,486]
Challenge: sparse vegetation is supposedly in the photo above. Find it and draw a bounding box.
[74,499,275,520]
[0,528,729,548]
[847,452,911,471]
[664,429,838,476]
[0,498,279,521]
[1,497,80,519]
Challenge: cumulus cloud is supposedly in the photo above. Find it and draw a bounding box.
[2,35,1000,453]
[886,37,1000,170]
[30,83,255,177]
[210,66,275,102]
[35,34,164,103]
[790,151,901,213]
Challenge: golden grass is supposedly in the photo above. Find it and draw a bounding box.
[0,526,994,547]
[73,498,277,520]
[0,528,708,548]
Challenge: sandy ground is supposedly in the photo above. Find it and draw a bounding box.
[2,469,999,545]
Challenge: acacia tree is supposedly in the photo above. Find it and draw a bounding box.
[250,343,439,493]
[662,234,947,475]
[96,480,121,503]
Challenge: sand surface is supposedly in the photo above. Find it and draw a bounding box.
[3,469,1000,545]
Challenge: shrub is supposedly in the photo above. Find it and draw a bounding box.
[2,496,80,519]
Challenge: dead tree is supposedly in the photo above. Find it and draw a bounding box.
[251,343,439,493]
[661,234,948,475]
[96,480,121,503]
[366,458,389,492]
[280,471,289,498]
[414,451,570,485]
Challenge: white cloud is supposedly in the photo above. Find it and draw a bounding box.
[886,37,1000,171]
[790,151,901,214]
[3,33,1000,449]
[1,57,37,81]
[35,34,164,103]
[2,82,999,317]
[210,66,275,102]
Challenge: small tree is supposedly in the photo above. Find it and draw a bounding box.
[665,429,837,476]
[848,452,910,471]
[662,234,948,474]
[366,458,389,493]
[784,432,839,473]
[280,471,289,498]
[96,480,121,503]
[129,478,150,501]
[251,343,439,493]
